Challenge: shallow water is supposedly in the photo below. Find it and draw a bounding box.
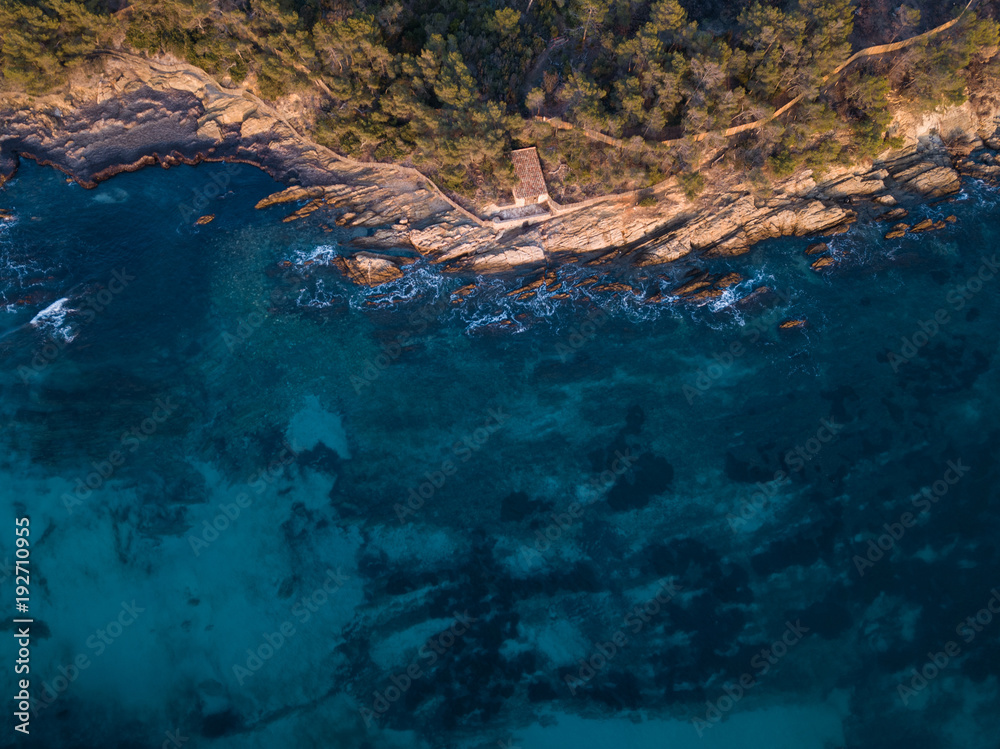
[1,161,998,748]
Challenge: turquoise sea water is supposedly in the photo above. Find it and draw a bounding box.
[1,160,998,748]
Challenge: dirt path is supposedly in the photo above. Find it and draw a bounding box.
[534,0,980,148]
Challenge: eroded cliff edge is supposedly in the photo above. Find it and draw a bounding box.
[2,51,1000,287]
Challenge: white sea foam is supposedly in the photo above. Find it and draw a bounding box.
[355,264,450,308]
[29,296,77,342]
[296,279,338,308]
[291,244,339,266]
[708,284,741,313]
[460,305,528,334]
[0,223,71,315]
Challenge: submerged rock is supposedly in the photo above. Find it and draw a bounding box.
[673,276,712,296]
[591,281,638,294]
[282,199,324,223]
[878,208,909,222]
[500,491,535,522]
[804,242,829,256]
[730,286,775,311]
[505,272,559,300]
[910,218,947,233]
[686,288,724,305]
[451,283,476,300]
[606,453,674,511]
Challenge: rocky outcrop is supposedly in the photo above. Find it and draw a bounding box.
[878,208,909,222]
[818,169,890,199]
[631,193,855,266]
[882,143,963,198]
[1,50,998,290]
[911,218,947,233]
[643,270,745,304]
[730,286,776,311]
[0,53,500,270]
[332,252,414,286]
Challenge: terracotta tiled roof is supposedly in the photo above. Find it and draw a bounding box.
[511,147,548,200]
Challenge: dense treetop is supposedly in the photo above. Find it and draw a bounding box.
[1,0,998,202]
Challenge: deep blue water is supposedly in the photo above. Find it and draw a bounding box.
[1,160,999,748]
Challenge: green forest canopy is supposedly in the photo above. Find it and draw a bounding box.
[1,0,998,200]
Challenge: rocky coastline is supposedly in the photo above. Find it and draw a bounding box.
[2,51,1000,294]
